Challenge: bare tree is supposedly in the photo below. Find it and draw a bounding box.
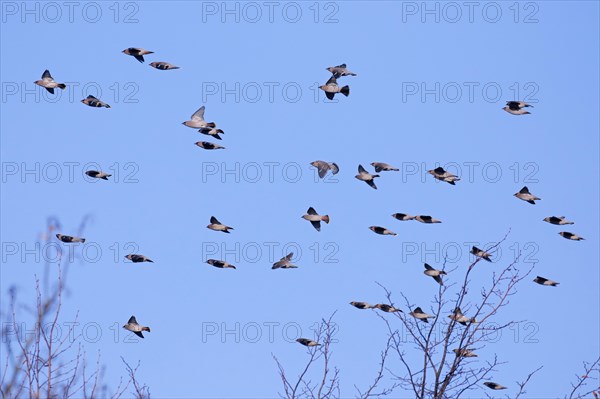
[0,217,150,399]
[566,356,600,399]
[273,312,340,399]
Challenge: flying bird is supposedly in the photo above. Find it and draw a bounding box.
[470,246,492,262]
[81,95,110,108]
[350,301,373,310]
[428,167,460,185]
[369,226,397,236]
[296,338,320,347]
[503,101,533,115]
[415,215,442,224]
[302,207,330,232]
[514,186,541,204]
[326,63,357,77]
[448,307,476,326]
[543,216,574,225]
[533,276,559,286]
[374,304,402,313]
[483,382,507,390]
[122,316,151,338]
[319,74,349,100]
[56,234,85,243]
[125,254,153,263]
[310,161,339,178]
[122,47,154,63]
[453,348,477,357]
[423,263,446,285]
[198,127,225,140]
[195,141,224,150]
[272,252,298,269]
[207,216,233,233]
[409,307,434,323]
[34,70,66,94]
[149,61,179,70]
[371,162,399,172]
[559,231,584,241]
[355,165,379,189]
[392,213,416,221]
[183,106,216,129]
[206,259,236,269]
[85,170,111,180]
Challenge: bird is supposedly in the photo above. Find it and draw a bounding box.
[533,276,559,286]
[207,216,233,233]
[514,186,541,204]
[122,47,154,63]
[543,216,574,225]
[81,95,110,108]
[428,167,460,185]
[34,70,66,94]
[559,231,584,241]
[453,348,477,357]
[503,101,533,115]
[122,316,151,338]
[183,106,217,129]
[483,382,507,390]
[369,226,397,236]
[296,338,320,347]
[198,127,225,140]
[310,161,339,179]
[125,254,153,263]
[355,165,379,189]
[415,215,442,224]
[350,301,373,309]
[448,307,476,326]
[374,304,402,313]
[195,141,225,150]
[326,63,357,77]
[85,170,111,180]
[149,61,179,70]
[423,263,446,285]
[206,259,236,269]
[470,246,492,262]
[371,162,399,172]
[302,207,330,232]
[56,234,85,243]
[272,252,298,269]
[409,307,434,323]
[392,213,416,221]
[319,74,349,100]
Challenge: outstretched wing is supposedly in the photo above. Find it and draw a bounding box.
[191,106,206,121]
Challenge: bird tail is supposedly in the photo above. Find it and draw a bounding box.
[101,175,112,180]
[322,215,330,224]
[440,271,447,275]
[57,83,66,90]
[374,174,380,178]
[147,259,154,263]
[350,73,357,76]
[207,122,216,128]
[104,104,111,109]
[142,327,151,332]
[340,86,350,97]
[80,238,86,243]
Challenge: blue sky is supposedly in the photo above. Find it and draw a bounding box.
[1,1,599,397]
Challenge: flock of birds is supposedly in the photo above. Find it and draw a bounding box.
[34,49,586,393]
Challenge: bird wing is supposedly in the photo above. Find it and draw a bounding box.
[191,106,206,121]
[307,207,317,215]
[210,216,220,224]
[366,179,377,190]
[310,220,321,231]
[128,316,137,324]
[42,69,52,79]
[134,331,145,338]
